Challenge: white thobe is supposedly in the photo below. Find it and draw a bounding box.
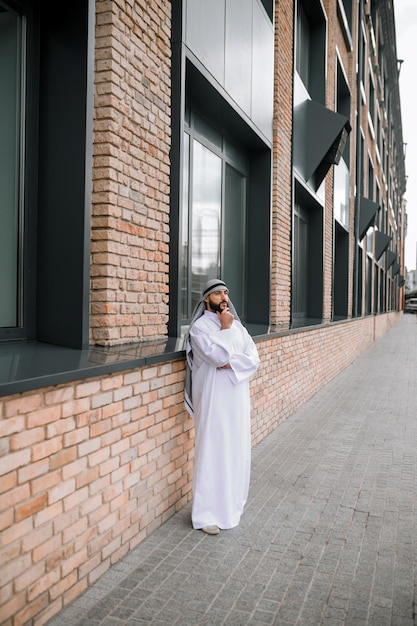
[190,310,260,530]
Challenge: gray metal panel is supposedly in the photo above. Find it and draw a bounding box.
[185,0,225,84]
[386,250,396,270]
[225,0,252,114]
[37,0,92,349]
[374,231,391,260]
[293,98,350,189]
[358,196,379,241]
[391,262,400,277]
[251,0,273,141]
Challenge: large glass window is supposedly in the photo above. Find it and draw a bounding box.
[292,183,324,328]
[0,6,24,330]
[295,0,326,104]
[334,60,350,230]
[333,59,350,321]
[191,140,222,301]
[295,3,310,90]
[0,0,92,349]
[336,0,353,50]
[293,204,309,318]
[181,112,248,319]
[334,161,350,228]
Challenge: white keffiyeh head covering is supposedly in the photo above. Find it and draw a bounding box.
[184,279,239,417]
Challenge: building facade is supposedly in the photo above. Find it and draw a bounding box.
[0,0,406,623]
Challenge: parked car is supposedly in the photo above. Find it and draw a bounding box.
[405,298,417,313]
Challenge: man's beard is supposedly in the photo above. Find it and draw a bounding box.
[208,297,228,313]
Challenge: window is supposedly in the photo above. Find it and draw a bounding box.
[0,5,24,335]
[293,204,309,319]
[292,182,323,328]
[295,0,326,104]
[334,59,351,229]
[181,112,247,319]
[334,222,349,320]
[0,0,93,348]
[172,1,273,335]
[368,71,375,130]
[337,0,353,46]
[360,29,366,96]
[295,3,310,89]
[368,155,374,200]
[333,58,350,321]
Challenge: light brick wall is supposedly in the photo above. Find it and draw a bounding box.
[0,359,191,625]
[0,312,401,625]
[270,0,293,331]
[251,312,400,445]
[91,0,171,345]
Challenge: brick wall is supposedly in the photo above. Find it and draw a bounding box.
[270,0,294,331]
[91,0,171,345]
[0,312,400,625]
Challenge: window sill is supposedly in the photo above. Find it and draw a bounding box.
[0,338,184,398]
[0,324,272,398]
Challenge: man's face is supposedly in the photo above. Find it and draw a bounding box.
[205,289,229,313]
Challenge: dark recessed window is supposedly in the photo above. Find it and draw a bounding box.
[0,5,25,337]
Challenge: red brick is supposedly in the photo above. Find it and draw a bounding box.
[0,415,25,437]
[62,426,89,449]
[0,449,31,476]
[31,469,61,496]
[0,590,27,624]
[15,493,48,522]
[48,478,76,505]
[0,470,17,495]
[50,446,78,470]
[0,483,30,513]
[61,548,88,578]
[27,405,61,428]
[48,570,78,602]
[32,437,63,462]
[61,398,91,418]
[34,501,63,528]
[18,458,49,484]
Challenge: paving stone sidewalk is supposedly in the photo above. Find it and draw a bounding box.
[48,315,417,625]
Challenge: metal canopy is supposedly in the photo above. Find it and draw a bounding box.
[391,262,400,277]
[358,196,379,241]
[386,250,397,270]
[293,99,351,190]
[374,231,391,261]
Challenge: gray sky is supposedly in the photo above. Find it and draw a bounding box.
[395,0,417,270]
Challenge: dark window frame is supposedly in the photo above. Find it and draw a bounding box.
[170,48,272,337]
[292,180,324,329]
[0,0,93,349]
[181,109,249,321]
[295,0,326,104]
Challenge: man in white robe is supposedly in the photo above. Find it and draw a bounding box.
[185,279,260,535]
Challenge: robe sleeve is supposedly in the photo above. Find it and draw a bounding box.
[227,330,260,384]
[190,322,260,384]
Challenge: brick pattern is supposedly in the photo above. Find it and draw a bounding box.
[0,360,192,625]
[0,312,400,625]
[91,0,171,345]
[270,0,294,331]
[251,312,400,446]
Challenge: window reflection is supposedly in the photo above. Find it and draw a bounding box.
[180,133,190,319]
[334,159,349,229]
[0,8,23,328]
[181,114,248,321]
[191,140,222,310]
